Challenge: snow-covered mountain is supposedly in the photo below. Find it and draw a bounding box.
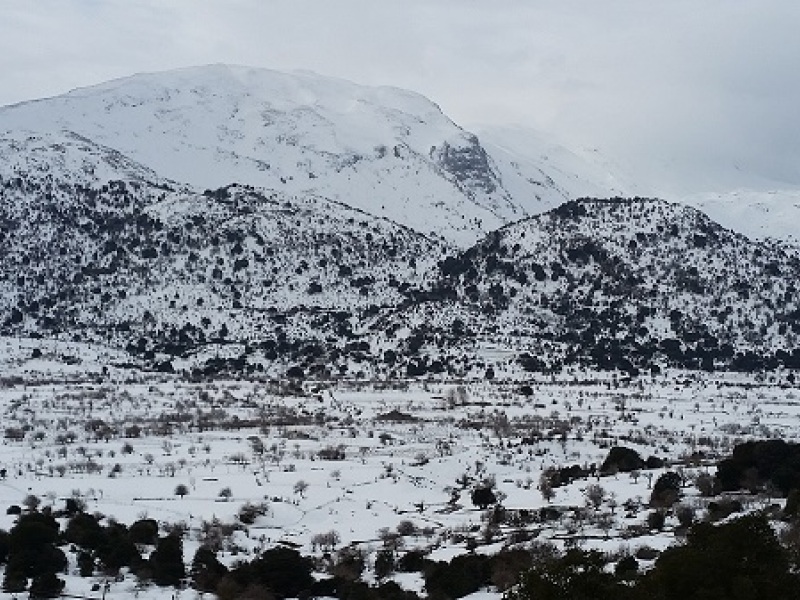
[371,198,800,377]
[1,65,799,378]
[681,190,800,248]
[0,65,622,247]
[4,64,796,248]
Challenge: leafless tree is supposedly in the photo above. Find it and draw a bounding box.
[584,483,605,511]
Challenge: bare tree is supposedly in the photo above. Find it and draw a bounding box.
[23,494,41,512]
[539,473,555,503]
[596,512,614,539]
[294,479,309,498]
[311,530,340,552]
[584,484,605,511]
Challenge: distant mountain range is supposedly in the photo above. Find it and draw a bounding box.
[1,65,797,378]
[0,64,628,247]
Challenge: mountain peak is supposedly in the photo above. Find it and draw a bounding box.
[0,65,622,246]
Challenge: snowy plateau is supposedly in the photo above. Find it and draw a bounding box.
[0,64,798,599]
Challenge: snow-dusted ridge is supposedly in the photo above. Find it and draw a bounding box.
[0,64,623,247]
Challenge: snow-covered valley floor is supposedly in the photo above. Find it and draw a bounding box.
[0,340,797,598]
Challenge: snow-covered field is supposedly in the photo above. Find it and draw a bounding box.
[0,339,797,598]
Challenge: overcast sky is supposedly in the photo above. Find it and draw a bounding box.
[2,0,799,192]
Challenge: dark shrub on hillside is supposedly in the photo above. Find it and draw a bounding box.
[129,518,159,545]
[601,446,644,474]
[471,487,497,509]
[717,439,800,496]
[150,534,186,587]
[63,497,84,516]
[4,512,67,590]
[64,512,104,550]
[397,549,427,573]
[615,555,639,581]
[543,464,590,488]
[707,498,743,522]
[645,456,665,469]
[650,472,682,508]
[490,549,535,591]
[191,546,228,593]
[76,551,94,577]
[28,572,65,598]
[95,522,142,571]
[331,546,366,582]
[640,514,800,600]
[647,510,666,531]
[227,546,314,599]
[539,506,561,522]
[374,549,395,579]
[424,554,491,600]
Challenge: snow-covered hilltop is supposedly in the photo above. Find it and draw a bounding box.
[0,65,621,246]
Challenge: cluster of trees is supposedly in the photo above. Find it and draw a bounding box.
[1,511,66,596]
[508,514,800,600]
[201,514,800,600]
[717,439,800,496]
[3,438,800,600]
[0,504,184,596]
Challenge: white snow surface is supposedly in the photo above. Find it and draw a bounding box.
[0,346,796,598]
[682,189,800,247]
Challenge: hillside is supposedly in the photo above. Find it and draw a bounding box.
[0,163,445,377]
[3,163,798,378]
[371,198,800,377]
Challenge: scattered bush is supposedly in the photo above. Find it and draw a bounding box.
[128,518,159,545]
[471,487,497,509]
[601,446,644,474]
[237,501,270,525]
[717,440,800,496]
[650,472,681,508]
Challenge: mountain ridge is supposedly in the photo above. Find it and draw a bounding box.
[0,64,623,246]
[1,65,798,379]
